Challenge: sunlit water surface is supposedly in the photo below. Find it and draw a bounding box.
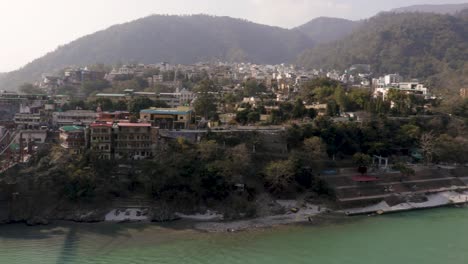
[1,208,468,264]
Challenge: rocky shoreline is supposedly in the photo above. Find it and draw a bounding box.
[2,191,466,231]
[0,199,334,231]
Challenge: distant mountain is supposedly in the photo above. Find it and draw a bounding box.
[0,73,5,88]
[0,15,314,90]
[298,12,468,95]
[294,17,362,44]
[391,3,468,14]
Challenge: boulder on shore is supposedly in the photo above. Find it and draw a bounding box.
[150,205,180,222]
[26,216,49,226]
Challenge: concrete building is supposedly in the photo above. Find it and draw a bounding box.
[374,82,429,100]
[89,122,113,160]
[53,110,98,127]
[14,113,43,129]
[16,130,48,145]
[59,125,85,155]
[140,107,194,130]
[97,111,130,122]
[113,123,155,160]
[158,93,181,108]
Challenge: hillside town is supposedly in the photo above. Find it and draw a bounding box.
[0,62,438,163]
[0,60,466,228]
[2,1,468,263]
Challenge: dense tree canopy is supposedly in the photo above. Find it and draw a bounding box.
[298,12,468,97]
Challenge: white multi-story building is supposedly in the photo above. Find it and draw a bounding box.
[53,110,98,127]
[374,74,403,88]
[14,113,43,129]
[374,82,429,100]
[160,88,196,107]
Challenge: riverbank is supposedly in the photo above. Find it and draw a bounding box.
[3,190,468,232]
[344,190,468,216]
[194,203,326,232]
[99,200,330,232]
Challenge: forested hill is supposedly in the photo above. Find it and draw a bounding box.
[294,17,362,44]
[298,12,468,95]
[391,3,468,14]
[0,15,314,90]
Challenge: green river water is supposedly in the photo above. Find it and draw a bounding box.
[1,207,467,264]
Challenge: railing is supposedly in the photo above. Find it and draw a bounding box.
[0,130,20,156]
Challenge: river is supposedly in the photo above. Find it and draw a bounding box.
[0,207,467,264]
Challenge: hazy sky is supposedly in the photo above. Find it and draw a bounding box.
[0,0,466,72]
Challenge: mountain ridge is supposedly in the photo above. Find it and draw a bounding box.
[391,3,468,14]
[297,12,468,95]
[294,17,362,44]
[2,5,468,91]
[0,14,314,90]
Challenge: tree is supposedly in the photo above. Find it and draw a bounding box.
[303,137,327,160]
[194,79,217,93]
[219,144,252,183]
[81,80,110,96]
[63,99,87,111]
[114,100,128,111]
[236,109,250,125]
[393,163,415,182]
[334,87,349,112]
[434,134,468,164]
[194,93,217,120]
[452,99,468,119]
[397,124,421,148]
[300,78,341,104]
[19,83,42,94]
[388,89,411,116]
[243,79,266,97]
[326,99,340,116]
[292,99,306,119]
[301,137,328,169]
[353,153,372,174]
[198,140,219,161]
[88,98,114,112]
[247,111,260,123]
[128,98,168,114]
[264,160,295,194]
[348,89,370,110]
[420,132,435,164]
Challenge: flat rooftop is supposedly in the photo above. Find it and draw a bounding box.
[141,108,193,115]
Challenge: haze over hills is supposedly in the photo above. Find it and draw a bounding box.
[298,11,468,94]
[391,3,468,14]
[1,3,468,92]
[294,17,362,44]
[0,15,314,90]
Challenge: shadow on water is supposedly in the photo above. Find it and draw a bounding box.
[55,226,78,264]
[0,221,150,240]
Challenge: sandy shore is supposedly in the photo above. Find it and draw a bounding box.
[194,203,327,232]
[95,191,468,232]
[175,210,223,221]
[105,208,149,222]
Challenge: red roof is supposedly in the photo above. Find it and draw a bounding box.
[352,175,379,182]
[117,123,151,127]
[90,122,113,128]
